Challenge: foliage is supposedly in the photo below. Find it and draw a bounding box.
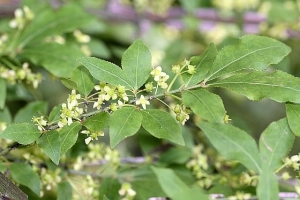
[0,0,300,200]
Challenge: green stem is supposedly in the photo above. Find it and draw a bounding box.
[275,163,289,174]
[167,74,179,92]
[154,97,169,108]
[154,81,159,95]
[167,62,189,92]
[165,93,182,101]
[46,82,206,132]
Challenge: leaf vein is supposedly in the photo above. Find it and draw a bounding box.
[207,45,283,80]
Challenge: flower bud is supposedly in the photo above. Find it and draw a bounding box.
[145,82,153,92]
[173,104,182,114]
[172,64,181,74]
[187,65,196,74]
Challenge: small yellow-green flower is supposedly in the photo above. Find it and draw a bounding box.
[145,82,153,92]
[172,64,181,74]
[136,95,150,109]
[187,65,196,74]
[151,66,166,81]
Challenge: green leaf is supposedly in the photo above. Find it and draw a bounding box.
[21,0,49,13]
[57,181,72,200]
[83,112,110,132]
[21,43,84,77]
[127,166,165,199]
[60,77,77,90]
[0,107,12,124]
[98,178,121,200]
[37,130,61,165]
[159,147,192,165]
[182,89,226,123]
[14,101,48,123]
[182,43,218,87]
[121,39,152,89]
[78,57,132,88]
[9,163,41,196]
[204,35,291,82]
[59,122,82,156]
[16,4,93,49]
[286,103,300,136]
[0,78,6,109]
[209,70,300,103]
[109,107,142,148]
[48,104,62,123]
[87,38,111,59]
[151,166,209,200]
[259,118,294,171]
[141,109,184,145]
[0,123,41,145]
[137,129,162,154]
[256,163,279,200]
[71,66,94,96]
[198,121,262,173]
[179,0,201,12]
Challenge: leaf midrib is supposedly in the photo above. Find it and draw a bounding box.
[45,133,59,163]
[211,81,300,92]
[61,123,79,149]
[19,14,86,48]
[145,112,173,137]
[186,48,210,86]
[206,45,283,81]
[185,90,218,122]
[82,60,132,89]
[114,109,135,143]
[205,125,261,173]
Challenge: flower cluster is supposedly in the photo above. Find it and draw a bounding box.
[173,104,190,125]
[239,172,257,187]
[118,182,136,200]
[73,29,91,56]
[104,146,120,167]
[81,129,104,145]
[73,175,99,200]
[58,90,83,128]
[186,145,212,189]
[93,83,129,111]
[32,116,47,132]
[150,66,169,89]
[82,175,99,199]
[284,154,300,170]
[0,63,42,88]
[40,168,62,192]
[172,59,196,75]
[9,6,34,29]
[204,24,240,45]
[73,30,91,43]
[73,143,120,170]
[228,191,251,200]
